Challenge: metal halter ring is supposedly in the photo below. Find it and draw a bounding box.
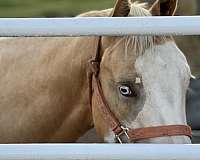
[115,126,130,144]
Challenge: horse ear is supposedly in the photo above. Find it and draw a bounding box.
[150,0,160,16]
[150,0,178,16]
[110,0,131,17]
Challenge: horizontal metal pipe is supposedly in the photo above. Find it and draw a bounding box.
[0,144,199,160]
[0,16,199,37]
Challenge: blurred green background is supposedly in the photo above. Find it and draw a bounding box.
[0,0,198,18]
[0,0,115,17]
[0,0,199,75]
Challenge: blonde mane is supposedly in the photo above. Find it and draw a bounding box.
[78,2,150,17]
[129,2,151,16]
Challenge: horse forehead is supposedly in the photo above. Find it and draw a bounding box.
[135,41,189,78]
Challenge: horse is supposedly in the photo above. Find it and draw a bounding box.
[0,0,192,143]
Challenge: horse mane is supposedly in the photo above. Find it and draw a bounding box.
[78,2,150,17]
[78,2,169,56]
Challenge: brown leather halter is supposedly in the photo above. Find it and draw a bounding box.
[88,37,192,143]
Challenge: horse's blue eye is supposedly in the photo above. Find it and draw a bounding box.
[119,86,132,97]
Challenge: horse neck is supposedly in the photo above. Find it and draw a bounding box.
[50,37,96,141]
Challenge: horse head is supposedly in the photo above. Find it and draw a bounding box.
[90,0,192,144]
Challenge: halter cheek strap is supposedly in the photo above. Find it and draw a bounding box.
[88,37,192,143]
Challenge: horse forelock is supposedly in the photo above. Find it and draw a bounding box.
[124,2,170,57]
[129,2,151,17]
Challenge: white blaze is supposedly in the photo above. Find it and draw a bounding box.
[133,41,191,143]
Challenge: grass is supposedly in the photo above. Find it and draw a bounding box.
[0,0,115,17]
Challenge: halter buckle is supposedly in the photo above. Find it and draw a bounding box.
[115,126,130,144]
[88,59,100,76]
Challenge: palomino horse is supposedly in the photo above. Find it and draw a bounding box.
[0,0,192,143]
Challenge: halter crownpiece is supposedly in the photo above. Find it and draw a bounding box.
[88,37,192,143]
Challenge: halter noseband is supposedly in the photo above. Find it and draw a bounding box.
[88,37,192,143]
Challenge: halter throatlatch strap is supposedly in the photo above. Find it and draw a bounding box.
[88,37,192,143]
[93,77,124,134]
[88,37,101,108]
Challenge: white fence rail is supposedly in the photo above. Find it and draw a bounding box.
[0,144,199,160]
[0,16,200,37]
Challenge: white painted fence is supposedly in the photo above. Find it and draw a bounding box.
[0,16,200,160]
[0,16,200,37]
[0,144,199,160]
